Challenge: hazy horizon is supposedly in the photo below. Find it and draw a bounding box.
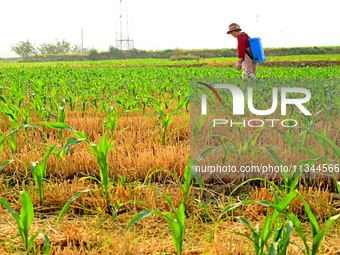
[1,0,339,58]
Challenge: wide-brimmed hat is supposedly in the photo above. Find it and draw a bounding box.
[227,23,241,34]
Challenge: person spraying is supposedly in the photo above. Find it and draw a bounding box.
[227,23,257,82]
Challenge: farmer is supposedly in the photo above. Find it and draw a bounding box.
[227,23,257,82]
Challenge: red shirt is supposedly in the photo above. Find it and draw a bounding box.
[237,32,250,61]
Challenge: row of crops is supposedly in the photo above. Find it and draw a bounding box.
[0,60,340,254]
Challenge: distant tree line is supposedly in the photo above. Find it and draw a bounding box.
[10,39,340,60]
[11,39,92,58]
[86,46,340,61]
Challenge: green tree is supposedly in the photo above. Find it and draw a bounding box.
[38,43,58,55]
[38,39,71,55]
[108,46,124,58]
[11,40,37,58]
[55,39,71,54]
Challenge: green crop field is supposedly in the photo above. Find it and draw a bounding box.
[0,57,339,254]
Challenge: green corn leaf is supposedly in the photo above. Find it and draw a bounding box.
[144,169,180,185]
[39,233,51,255]
[283,221,294,246]
[9,134,17,154]
[126,209,156,230]
[0,159,15,172]
[219,200,254,220]
[160,193,176,212]
[298,147,327,163]
[173,96,189,113]
[311,214,340,254]
[299,195,319,237]
[231,231,260,253]
[193,147,220,164]
[19,190,34,249]
[261,213,274,244]
[265,147,284,166]
[268,242,278,255]
[38,122,76,131]
[0,197,20,223]
[263,203,310,255]
[58,137,85,157]
[56,189,89,224]
[236,216,258,234]
[0,135,6,151]
[177,203,186,227]
[182,165,192,205]
[41,144,58,176]
[312,131,340,159]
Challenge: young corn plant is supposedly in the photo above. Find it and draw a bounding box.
[265,147,303,193]
[136,94,152,115]
[21,105,32,126]
[30,144,58,205]
[57,99,66,138]
[2,103,20,128]
[126,164,195,255]
[38,122,115,214]
[88,134,114,214]
[147,98,174,145]
[147,95,188,145]
[261,193,340,255]
[214,127,265,162]
[218,188,298,255]
[0,190,50,254]
[103,106,118,133]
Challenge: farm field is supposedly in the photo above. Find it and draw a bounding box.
[0,57,340,254]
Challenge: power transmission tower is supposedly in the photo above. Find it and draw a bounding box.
[116,0,134,50]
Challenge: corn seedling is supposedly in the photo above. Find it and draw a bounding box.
[30,144,58,205]
[88,134,114,214]
[39,122,115,214]
[214,127,265,161]
[147,99,174,145]
[265,147,303,193]
[147,95,188,145]
[136,95,152,115]
[126,192,186,255]
[103,106,118,133]
[260,193,340,255]
[111,199,145,221]
[126,164,194,255]
[45,124,115,211]
[2,103,20,127]
[0,190,50,254]
[218,188,297,255]
[66,94,76,112]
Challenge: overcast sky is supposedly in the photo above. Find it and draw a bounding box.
[1,0,339,58]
